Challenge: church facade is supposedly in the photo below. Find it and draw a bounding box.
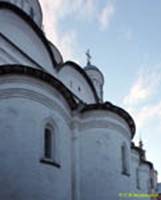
[0,0,159,199]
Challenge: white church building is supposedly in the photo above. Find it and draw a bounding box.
[0,0,160,199]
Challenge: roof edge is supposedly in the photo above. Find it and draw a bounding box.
[80,101,136,138]
[131,143,154,170]
[0,65,78,110]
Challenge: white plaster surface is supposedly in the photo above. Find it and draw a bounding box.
[0,1,158,199]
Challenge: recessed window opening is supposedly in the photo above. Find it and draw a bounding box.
[121,143,130,175]
[44,127,52,159]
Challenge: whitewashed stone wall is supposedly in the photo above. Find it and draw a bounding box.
[72,110,132,200]
[0,9,55,75]
[0,0,42,27]
[0,75,72,200]
[0,1,158,199]
[58,64,96,104]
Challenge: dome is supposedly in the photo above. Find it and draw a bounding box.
[84,61,104,87]
[84,50,104,102]
[0,0,42,27]
[84,64,101,72]
[84,64,104,83]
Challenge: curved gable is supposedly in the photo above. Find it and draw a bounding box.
[0,2,57,74]
[58,61,99,104]
[49,41,63,65]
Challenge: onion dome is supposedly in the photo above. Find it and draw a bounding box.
[84,50,104,102]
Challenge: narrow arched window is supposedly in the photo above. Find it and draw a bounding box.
[121,143,130,175]
[40,123,60,168]
[150,177,154,189]
[44,127,52,159]
[136,168,140,189]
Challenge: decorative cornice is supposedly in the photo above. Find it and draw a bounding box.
[141,160,153,170]
[0,65,78,110]
[80,102,136,138]
[78,119,131,141]
[0,88,71,123]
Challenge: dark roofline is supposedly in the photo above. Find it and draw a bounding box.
[0,65,78,110]
[59,61,99,103]
[48,40,64,65]
[131,142,141,152]
[0,33,45,71]
[0,2,57,68]
[80,102,136,138]
[131,143,154,170]
[142,160,154,170]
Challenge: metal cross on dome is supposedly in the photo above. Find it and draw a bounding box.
[86,49,92,65]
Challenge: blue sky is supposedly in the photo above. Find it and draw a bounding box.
[40,0,161,181]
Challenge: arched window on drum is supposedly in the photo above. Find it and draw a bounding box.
[121,143,130,176]
[40,124,60,168]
